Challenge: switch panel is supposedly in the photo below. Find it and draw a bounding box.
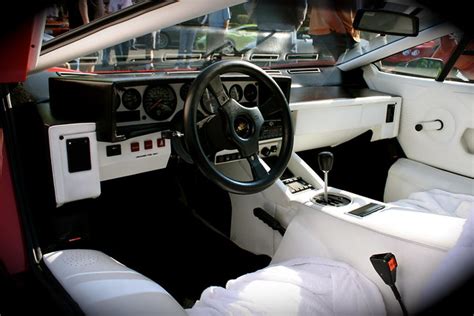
[48,123,101,207]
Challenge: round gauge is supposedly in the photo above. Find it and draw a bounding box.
[200,89,220,114]
[229,84,243,101]
[122,88,141,110]
[244,83,258,102]
[179,82,191,101]
[143,85,177,121]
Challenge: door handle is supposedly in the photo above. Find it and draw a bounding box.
[415,119,444,132]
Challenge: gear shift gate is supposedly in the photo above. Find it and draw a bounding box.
[311,192,351,207]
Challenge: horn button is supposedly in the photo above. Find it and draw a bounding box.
[234,115,253,139]
[221,98,264,157]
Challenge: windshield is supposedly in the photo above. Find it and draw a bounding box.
[44,0,443,73]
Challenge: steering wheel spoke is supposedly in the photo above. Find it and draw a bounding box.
[247,153,269,180]
[208,76,229,107]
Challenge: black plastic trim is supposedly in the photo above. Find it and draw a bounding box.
[353,9,419,37]
[436,34,472,82]
[1,85,84,314]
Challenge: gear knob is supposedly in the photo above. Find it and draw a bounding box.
[318,151,334,173]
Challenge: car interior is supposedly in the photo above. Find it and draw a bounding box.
[1,0,473,315]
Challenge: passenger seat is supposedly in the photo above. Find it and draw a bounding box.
[384,158,473,202]
[43,250,186,316]
[385,158,474,218]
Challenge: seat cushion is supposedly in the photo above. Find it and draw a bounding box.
[391,189,473,219]
[187,257,385,316]
[43,249,186,316]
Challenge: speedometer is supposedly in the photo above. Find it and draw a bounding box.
[143,85,177,121]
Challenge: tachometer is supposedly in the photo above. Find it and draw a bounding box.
[122,88,141,110]
[143,85,177,121]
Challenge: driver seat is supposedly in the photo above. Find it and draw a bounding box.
[44,249,385,315]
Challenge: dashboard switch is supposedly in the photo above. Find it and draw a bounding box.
[260,147,271,157]
[106,144,121,157]
[144,140,153,150]
[131,142,140,152]
[157,138,166,147]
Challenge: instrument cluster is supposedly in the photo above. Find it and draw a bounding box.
[115,80,259,126]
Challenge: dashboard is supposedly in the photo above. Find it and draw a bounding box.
[47,73,290,191]
[43,71,400,206]
[49,74,289,139]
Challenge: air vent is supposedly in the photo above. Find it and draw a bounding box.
[265,70,282,75]
[163,53,202,61]
[285,53,319,60]
[287,68,321,74]
[58,72,97,77]
[250,54,280,61]
[166,70,200,75]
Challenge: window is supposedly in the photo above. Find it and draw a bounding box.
[48,1,365,73]
[377,34,459,79]
[446,39,474,83]
[45,0,141,37]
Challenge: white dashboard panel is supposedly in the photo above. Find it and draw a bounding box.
[290,96,401,151]
[48,124,172,206]
[48,123,101,207]
[98,131,171,181]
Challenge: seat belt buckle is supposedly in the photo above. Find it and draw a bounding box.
[370,252,398,286]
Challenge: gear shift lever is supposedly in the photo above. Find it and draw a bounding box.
[312,152,349,207]
[318,151,334,203]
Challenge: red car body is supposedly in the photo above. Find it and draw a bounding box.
[383,39,440,64]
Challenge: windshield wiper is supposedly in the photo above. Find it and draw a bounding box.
[202,40,240,59]
[200,31,278,69]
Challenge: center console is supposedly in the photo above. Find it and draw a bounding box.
[265,151,466,316]
[275,152,388,227]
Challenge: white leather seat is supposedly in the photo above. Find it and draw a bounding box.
[384,158,474,203]
[43,249,186,316]
[44,250,386,316]
[385,158,474,218]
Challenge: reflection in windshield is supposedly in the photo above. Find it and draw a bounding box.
[48,0,428,73]
[307,0,359,59]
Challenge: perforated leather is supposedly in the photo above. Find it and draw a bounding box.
[44,250,186,316]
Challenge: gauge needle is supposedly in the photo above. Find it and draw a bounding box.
[150,99,162,110]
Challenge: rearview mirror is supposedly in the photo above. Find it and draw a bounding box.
[353,9,419,37]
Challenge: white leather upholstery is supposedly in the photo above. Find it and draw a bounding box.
[43,249,186,316]
[188,257,385,316]
[384,158,474,203]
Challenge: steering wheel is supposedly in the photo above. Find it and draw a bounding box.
[183,60,293,194]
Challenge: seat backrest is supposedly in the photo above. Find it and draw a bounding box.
[384,158,474,203]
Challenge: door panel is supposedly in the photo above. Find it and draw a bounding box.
[364,64,474,178]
